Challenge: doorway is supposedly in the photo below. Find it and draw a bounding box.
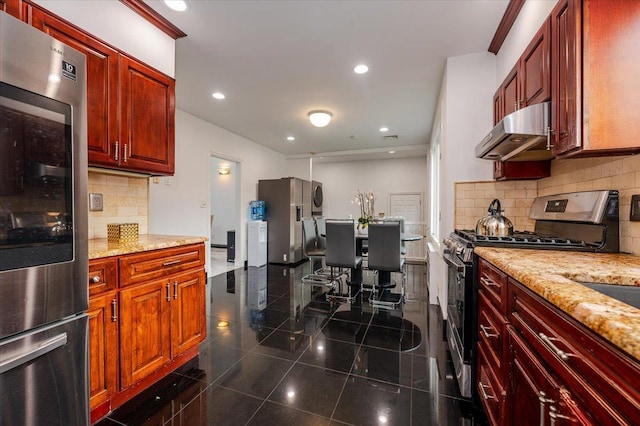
[210,156,240,276]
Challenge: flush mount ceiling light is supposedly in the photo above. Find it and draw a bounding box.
[354,64,369,74]
[212,92,225,100]
[308,110,332,127]
[164,0,187,11]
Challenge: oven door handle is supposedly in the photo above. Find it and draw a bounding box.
[0,332,67,374]
[443,252,466,273]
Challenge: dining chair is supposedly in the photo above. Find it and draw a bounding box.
[383,216,406,255]
[301,217,332,286]
[367,221,405,309]
[325,218,362,302]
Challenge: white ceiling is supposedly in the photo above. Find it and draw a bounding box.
[145,0,508,161]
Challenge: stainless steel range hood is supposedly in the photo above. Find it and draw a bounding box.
[475,101,553,162]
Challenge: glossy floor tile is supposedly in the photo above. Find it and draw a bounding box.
[97,261,488,425]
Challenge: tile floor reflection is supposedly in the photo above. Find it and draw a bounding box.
[97,261,488,425]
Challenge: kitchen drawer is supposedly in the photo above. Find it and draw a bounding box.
[478,290,507,379]
[477,341,505,426]
[479,258,508,313]
[119,244,205,287]
[89,257,118,296]
[508,279,640,424]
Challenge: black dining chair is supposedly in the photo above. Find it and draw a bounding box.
[367,221,405,309]
[325,219,362,303]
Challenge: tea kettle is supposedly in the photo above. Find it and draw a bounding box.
[475,199,513,237]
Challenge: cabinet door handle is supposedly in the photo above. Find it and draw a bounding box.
[162,259,181,267]
[91,275,101,283]
[111,299,118,322]
[546,127,554,150]
[539,391,555,426]
[166,283,171,301]
[114,141,119,161]
[539,333,571,361]
[549,405,572,426]
[173,281,178,299]
[480,324,498,339]
[123,143,128,163]
[480,277,499,288]
[477,381,496,400]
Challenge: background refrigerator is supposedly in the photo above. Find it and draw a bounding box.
[258,177,311,264]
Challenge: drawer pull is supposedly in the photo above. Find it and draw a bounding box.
[538,391,554,426]
[539,333,571,361]
[480,324,498,339]
[111,299,118,322]
[480,277,499,288]
[91,275,101,283]
[477,381,496,400]
[166,283,171,301]
[162,259,182,267]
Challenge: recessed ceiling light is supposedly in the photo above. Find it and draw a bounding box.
[286,136,295,141]
[164,0,187,12]
[212,92,225,100]
[389,151,395,154]
[354,64,369,74]
[379,127,389,132]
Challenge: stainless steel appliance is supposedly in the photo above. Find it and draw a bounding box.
[0,12,88,425]
[258,177,311,264]
[443,190,619,400]
[475,101,553,162]
[311,180,323,216]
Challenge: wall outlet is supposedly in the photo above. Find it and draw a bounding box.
[89,193,103,211]
[631,195,640,221]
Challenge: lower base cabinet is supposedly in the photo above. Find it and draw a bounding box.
[476,257,640,425]
[88,243,206,422]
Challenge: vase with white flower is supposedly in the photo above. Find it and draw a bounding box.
[353,190,375,230]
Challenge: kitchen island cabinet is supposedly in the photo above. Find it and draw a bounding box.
[474,248,640,426]
[28,3,175,175]
[551,0,640,158]
[87,238,206,423]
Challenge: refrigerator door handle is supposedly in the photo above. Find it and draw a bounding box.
[0,332,67,374]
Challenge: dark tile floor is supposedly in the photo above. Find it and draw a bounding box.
[97,261,488,425]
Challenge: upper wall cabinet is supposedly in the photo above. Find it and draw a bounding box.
[1,0,22,18]
[28,4,176,175]
[551,0,640,158]
[494,19,551,124]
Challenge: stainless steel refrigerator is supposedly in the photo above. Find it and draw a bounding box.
[0,13,89,425]
[258,177,311,264]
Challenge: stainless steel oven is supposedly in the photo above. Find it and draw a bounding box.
[0,12,88,425]
[443,190,619,403]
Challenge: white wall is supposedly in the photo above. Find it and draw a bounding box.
[150,110,286,276]
[310,157,428,222]
[210,158,237,246]
[286,158,312,181]
[34,0,175,77]
[496,0,558,82]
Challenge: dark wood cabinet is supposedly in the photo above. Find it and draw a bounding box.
[28,3,175,175]
[476,256,640,425]
[88,243,206,421]
[491,19,551,181]
[551,0,640,157]
[87,290,118,412]
[0,0,23,19]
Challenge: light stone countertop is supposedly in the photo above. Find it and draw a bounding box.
[89,234,208,259]
[474,247,640,362]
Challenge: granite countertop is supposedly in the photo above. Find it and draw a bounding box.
[89,234,208,259]
[474,247,640,362]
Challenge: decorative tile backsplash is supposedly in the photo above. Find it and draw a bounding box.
[455,153,640,255]
[87,171,148,239]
